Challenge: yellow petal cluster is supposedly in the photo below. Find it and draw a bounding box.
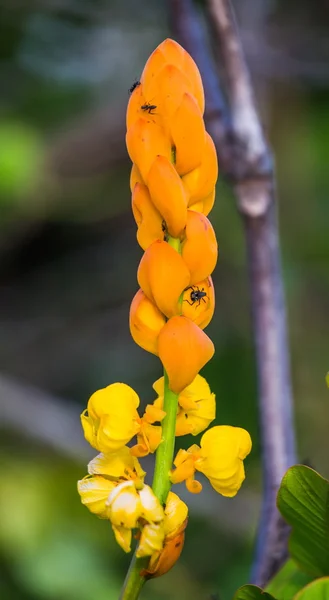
[170,426,252,497]
[127,38,218,393]
[78,448,164,554]
[81,382,165,457]
[141,492,188,578]
[153,374,216,436]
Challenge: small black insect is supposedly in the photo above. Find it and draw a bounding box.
[141,103,157,115]
[184,285,208,307]
[129,80,141,94]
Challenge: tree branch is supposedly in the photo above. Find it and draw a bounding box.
[170,0,297,586]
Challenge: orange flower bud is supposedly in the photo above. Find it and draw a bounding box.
[126,118,171,183]
[181,277,215,329]
[129,289,166,355]
[150,64,196,121]
[148,156,188,238]
[137,241,190,319]
[158,316,215,393]
[132,183,163,250]
[170,93,205,176]
[182,133,218,204]
[130,164,143,193]
[141,39,204,115]
[181,211,218,284]
[141,518,188,579]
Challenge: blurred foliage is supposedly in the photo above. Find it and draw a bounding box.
[0,0,329,599]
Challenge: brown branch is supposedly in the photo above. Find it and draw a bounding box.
[208,0,297,585]
[170,0,297,587]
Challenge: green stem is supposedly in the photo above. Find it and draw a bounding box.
[152,369,179,503]
[119,234,180,600]
[119,554,148,600]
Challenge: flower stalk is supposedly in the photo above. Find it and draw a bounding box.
[152,370,179,503]
[77,38,252,600]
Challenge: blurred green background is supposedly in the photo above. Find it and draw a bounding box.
[1,1,329,599]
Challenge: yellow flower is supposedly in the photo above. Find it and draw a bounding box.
[87,447,146,484]
[77,475,116,517]
[195,426,252,497]
[107,480,143,529]
[77,447,146,520]
[141,491,188,578]
[163,491,188,537]
[170,426,252,497]
[81,384,165,458]
[153,374,216,436]
[107,481,164,529]
[136,523,165,558]
[112,524,132,553]
[81,383,140,453]
[170,446,203,494]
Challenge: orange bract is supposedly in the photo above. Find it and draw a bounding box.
[141,518,188,579]
[148,156,188,238]
[141,39,204,115]
[182,277,215,329]
[126,83,146,130]
[182,210,218,284]
[130,164,143,192]
[132,183,163,250]
[137,240,190,319]
[170,93,205,176]
[158,316,215,393]
[129,289,166,355]
[126,119,171,183]
[182,133,218,204]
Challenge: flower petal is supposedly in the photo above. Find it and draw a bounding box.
[126,118,171,183]
[141,39,204,114]
[148,156,188,238]
[136,523,165,558]
[170,93,205,176]
[130,163,144,192]
[137,240,190,318]
[80,410,97,450]
[195,426,252,497]
[83,384,140,453]
[182,133,218,204]
[88,447,145,482]
[129,289,166,356]
[181,211,218,284]
[112,525,132,553]
[163,492,188,537]
[107,480,142,529]
[181,276,215,329]
[77,475,116,517]
[141,518,188,578]
[132,183,164,250]
[139,484,164,523]
[158,316,215,393]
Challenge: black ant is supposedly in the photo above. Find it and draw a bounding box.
[141,103,157,115]
[129,80,141,94]
[184,285,208,307]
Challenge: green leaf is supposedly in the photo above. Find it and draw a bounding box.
[266,559,314,600]
[293,577,329,599]
[277,465,329,577]
[233,584,276,600]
